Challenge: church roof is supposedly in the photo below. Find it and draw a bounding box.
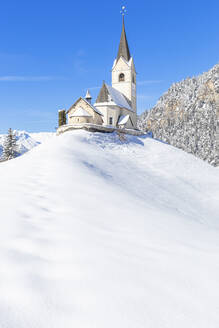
[67,97,103,116]
[70,107,92,117]
[117,16,131,62]
[95,82,132,111]
[96,83,109,103]
[83,98,103,116]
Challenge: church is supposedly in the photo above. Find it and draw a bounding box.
[58,11,138,134]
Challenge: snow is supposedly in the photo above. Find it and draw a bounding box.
[29,132,55,144]
[70,107,92,117]
[105,84,132,110]
[0,130,219,328]
[118,114,130,125]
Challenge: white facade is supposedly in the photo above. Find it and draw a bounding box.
[93,104,120,127]
[94,102,135,128]
[112,57,137,112]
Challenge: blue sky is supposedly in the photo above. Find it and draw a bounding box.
[0,0,219,133]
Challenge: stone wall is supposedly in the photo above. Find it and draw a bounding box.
[57,123,144,136]
[70,116,93,124]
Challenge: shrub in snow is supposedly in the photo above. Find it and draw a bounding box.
[116,129,127,142]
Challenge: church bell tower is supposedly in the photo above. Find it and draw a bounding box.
[112,10,137,112]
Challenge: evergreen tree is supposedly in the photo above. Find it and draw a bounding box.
[2,128,18,161]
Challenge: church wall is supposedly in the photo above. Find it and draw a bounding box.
[107,107,121,126]
[95,105,121,126]
[95,104,137,128]
[130,111,137,127]
[93,111,103,125]
[69,116,93,124]
[125,120,133,129]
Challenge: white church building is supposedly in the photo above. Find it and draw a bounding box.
[58,12,139,134]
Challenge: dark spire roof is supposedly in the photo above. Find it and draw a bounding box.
[96,82,109,103]
[117,16,131,62]
[85,89,92,100]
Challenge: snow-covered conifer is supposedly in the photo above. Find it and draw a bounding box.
[138,63,219,166]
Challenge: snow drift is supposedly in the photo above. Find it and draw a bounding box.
[0,130,219,328]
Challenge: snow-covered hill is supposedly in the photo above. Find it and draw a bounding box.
[0,130,219,328]
[138,63,219,166]
[0,131,54,158]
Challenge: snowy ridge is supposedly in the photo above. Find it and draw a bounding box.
[138,63,219,165]
[0,131,54,158]
[0,130,219,327]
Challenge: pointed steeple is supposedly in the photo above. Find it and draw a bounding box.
[96,82,109,103]
[85,89,92,104]
[117,16,131,62]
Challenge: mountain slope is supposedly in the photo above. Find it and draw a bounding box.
[138,63,219,166]
[0,130,219,328]
[0,131,54,158]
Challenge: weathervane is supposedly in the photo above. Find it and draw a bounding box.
[120,6,127,16]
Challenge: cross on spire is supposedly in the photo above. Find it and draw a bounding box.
[120,6,127,16]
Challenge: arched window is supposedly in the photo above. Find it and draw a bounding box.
[119,73,125,82]
[132,75,135,84]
